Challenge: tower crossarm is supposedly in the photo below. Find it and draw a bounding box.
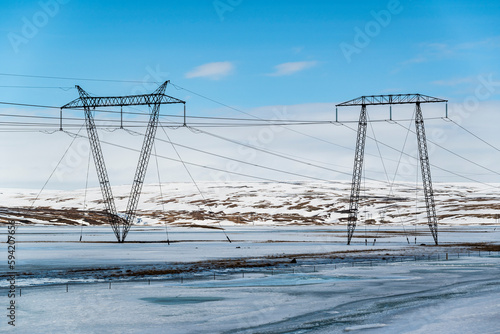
[61,83,185,109]
[336,94,447,107]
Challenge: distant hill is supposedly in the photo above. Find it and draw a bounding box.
[1,181,499,227]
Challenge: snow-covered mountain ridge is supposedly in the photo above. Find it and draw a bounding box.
[1,181,499,227]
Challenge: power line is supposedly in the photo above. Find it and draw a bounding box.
[0,102,438,126]
[188,126,425,187]
[29,124,86,209]
[0,85,74,90]
[157,122,232,242]
[153,142,170,244]
[368,110,413,243]
[64,130,304,184]
[128,128,335,183]
[1,74,498,188]
[0,101,60,109]
[446,118,500,153]
[170,82,391,153]
[188,126,354,171]
[24,116,479,189]
[389,108,416,189]
[393,121,500,177]
[0,119,331,128]
[189,126,428,180]
[0,122,156,128]
[2,102,497,185]
[341,122,500,189]
[0,72,149,84]
[190,127,354,178]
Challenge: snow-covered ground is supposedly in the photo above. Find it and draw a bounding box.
[1,225,499,333]
[1,181,499,332]
[2,246,500,333]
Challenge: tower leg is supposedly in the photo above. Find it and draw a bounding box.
[347,104,368,245]
[83,106,123,242]
[415,103,438,245]
[122,81,169,242]
[122,102,161,241]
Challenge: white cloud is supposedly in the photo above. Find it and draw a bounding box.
[185,61,234,80]
[457,36,500,50]
[432,76,476,86]
[398,43,451,68]
[395,37,500,73]
[267,61,317,77]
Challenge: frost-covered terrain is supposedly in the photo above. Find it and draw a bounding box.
[1,181,499,333]
[1,181,499,228]
[1,225,499,333]
[4,255,500,334]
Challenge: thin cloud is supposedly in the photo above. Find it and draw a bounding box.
[185,61,234,80]
[395,37,500,73]
[457,36,500,50]
[392,43,452,73]
[267,61,317,77]
[404,43,452,65]
[432,76,476,86]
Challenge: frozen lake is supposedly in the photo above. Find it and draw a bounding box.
[1,225,499,333]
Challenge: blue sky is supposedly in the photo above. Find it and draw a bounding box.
[2,0,499,106]
[1,0,500,189]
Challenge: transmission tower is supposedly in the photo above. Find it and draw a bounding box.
[336,94,447,245]
[62,81,185,242]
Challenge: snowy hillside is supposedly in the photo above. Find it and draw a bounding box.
[1,181,499,227]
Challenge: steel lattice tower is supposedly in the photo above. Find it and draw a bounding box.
[336,94,447,245]
[62,81,185,242]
